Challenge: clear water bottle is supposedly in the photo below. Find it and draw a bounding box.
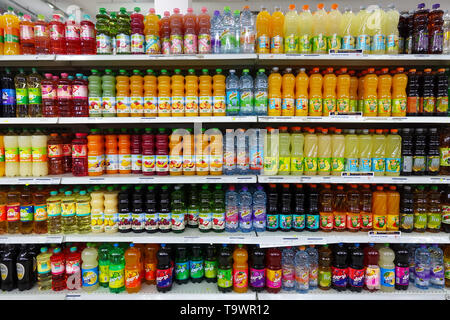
[281,247,296,291]
[225,185,239,232]
[233,10,241,53]
[249,129,263,173]
[254,69,268,115]
[226,69,240,116]
[238,185,253,232]
[306,245,319,289]
[236,128,249,174]
[211,10,222,54]
[221,7,236,53]
[252,185,266,232]
[414,244,431,289]
[294,246,310,293]
[240,6,256,53]
[239,69,254,116]
[428,244,445,289]
[223,129,236,175]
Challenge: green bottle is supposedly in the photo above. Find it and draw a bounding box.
[187,185,199,228]
[27,68,42,117]
[116,7,131,54]
[101,69,116,117]
[14,68,28,117]
[95,8,111,54]
[171,185,186,233]
[109,12,118,54]
[109,243,125,293]
[98,243,112,288]
[88,69,102,117]
[198,185,212,232]
[212,184,225,232]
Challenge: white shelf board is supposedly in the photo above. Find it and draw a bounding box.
[0,176,61,185]
[59,116,257,124]
[0,234,63,244]
[0,287,66,300]
[0,117,58,124]
[258,116,450,123]
[257,287,446,300]
[258,175,450,184]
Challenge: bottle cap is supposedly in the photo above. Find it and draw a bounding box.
[54,247,61,253]
[201,7,207,13]
[289,4,295,10]
[40,247,48,253]
[302,5,309,10]
[149,8,155,14]
[318,3,325,9]
[331,3,338,10]
[187,8,193,13]
[396,67,404,73]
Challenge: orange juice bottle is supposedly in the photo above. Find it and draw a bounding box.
[171,69,185,117]
[309,68,323,116]
[256,6,271,53]
[336,68,350,113]
[118,128,131,174]
[281,68,295,116]
[158,69,171,117]
[105,129,118,174]
[169,129,183,176]
[143,69,157,116]
[357,71,366,112]
[270,6,285,53]
[130,70,144,117]
[125,244,141,293]
[268,67,282,116]
[209,128,223,175]
[185,69,199,117]
[199,69,212,116]
[391,67,407,117]
[377,68,392,116]
[182,128,195,175]
[295,68,309,116]
[372,185,387,231]
[116,69,131,117]
[0,134,5,177]
[195,128,209,175]
[363,68,378,117]
[212,69,226,116]
[144,8,161,54]
[87,129,104,176]
[2,7,20,55]
[323,68,337,116]
[233,244,248,293]
[349,70,358,112]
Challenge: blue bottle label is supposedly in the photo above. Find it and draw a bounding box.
[82,266,99,287]
[371,34,386,52]
[293,214,306,230]
[279,214,292,230]
[332,267,348,287]
[380,267,395,287]
[306,214,319,230]
[2,89,16,105]
[266,214,279,230]
[345,158,359,172]
[226,90,240,112]
[385,158,401,173]
[359,158,372,172]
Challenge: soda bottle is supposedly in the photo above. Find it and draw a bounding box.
[429,244,445,289]
[293,69,309,116]
[266,67,281,116]
[211,185,225,232]
[118,128,131,174]
[130,186,144,233]
[371,129,386,175]
[265,247,282,293]
[363,68,378,116]
[144,8,160,54]
[372,185,387,231]
[385,4,400,53]
[348,70,358,112]
[363,243,380,291]
[158,185,171,232]
[116,7,131,54]
[185,185,198,229]
[81,245,99,292]
[340,7,355,50]
[318,128,331,175]
[270,6,284,53]
[333,185,346,231]
[211,69,227,116]
[280,68,295,117]
[346,184,360,232]
[318,244,332,290]
[0,244,17,291]
[378,244,395,292]
[108,243,125,293]
[182,8,197,54]
[32,186,48,234]
[171,69,185,116]
[174,245,189,284]
[129,70,143,117]
[327,3,343,51]
[376,68,392,116]
[284,4,299,53]
[217,244,233,293]
[16,244,34,291]
[412,3,429,54]
[65,14,81,54]
[426,186,442,232]
[322,68,337,116]
[319,184,333,232]
[198,185,212,232]
[117,186,131,233]
[96,8,111,54]
[130,7,144,54]
[263,184,278,231]
[123,244,141,293]
[306,184,320,232]
[279,184,292,231]
[405,69,420,116]
[169,8,183,54]
[188,244,204,283]
[170,185,185,233]
[158,11,170,54]
[1,68,17,117]
[304,128,318,175]
[329,128,344,175]
[48,14,66,54]
[247,245,264,291]
[197,7,211,54]
[331,243,348,291]
[203,244,217,283]
[256,6,270,53]
[347,243,364,292]
[277,127,290,175]
[157,70,171,116]
[281,247,295,291]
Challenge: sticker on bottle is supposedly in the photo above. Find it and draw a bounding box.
[145,35,160,54]
[131,33,145,54]
[116,33,131,54]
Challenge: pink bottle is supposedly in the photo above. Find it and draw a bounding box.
[131,129,142,174]
[183,8,197,54]
[155,128,169,176]
[71,133,88,177]
[57,73,73,117]
[72,73,88,117]
[197,7,211,54]
[48,14,66,54]
[130,7,145,54]
[65,15,81,54]
[142,128,155,176]
[160,11,171,54]
[65,247,81,290]
[169,8,184,54]
[42,73,58,117]
[80,14,96,54]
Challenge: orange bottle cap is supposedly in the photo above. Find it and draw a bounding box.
[363,184,370,188]
[291,126,301,131]
[310,184,317,187]
[424,68,432,72]
[390,129,398,133]
[409,69,416,72]
[381,68,389,73]
[324,184,330,188]
[335,128,342,133]
[321,128,328,133]
[331,3,338,9]
[302,5,309,10]
[289,4,296,10]
[279,126,288,131]
[173,8,180,14]
[308,128,315,133]
[397,67,404,72]
[340,67,347,73]
[318,3,324,9]
[389,186,396,190]
[367,68,375,73]
[369,129,375,133]
[376,186,383,190]
[327,67,334,73]
[149,8,155,13]
[269,184,276,188]
[312,67,320,73]
[296,184,303,188]
[375,129,383,134]
[283,184,290,188]
[351,184,357,188]
[50,133,58,137]
[438,68,445,72]
[337,185,344,190]
[244,5,249,9]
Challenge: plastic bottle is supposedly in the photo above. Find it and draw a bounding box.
[319,184,333,231]
[48,14,66,54]
[72,133,88,176]
[144,8,160,54]
[14,69,28,117]
[1,68,16,117]
[141,128,155,176]
[183,69,199,116]
[57,73,72,117]
[17,128,31,177]
[81,245,99,292]
[36,247,52,290]
[116,7,131,54]
[198,69,213,116]
[195,128,208,175]
[233,10,241,53]
[427,186,442,232]
[356,6,371,52]
[256,6,270,53]
[143,69,157,116]
[284,4,299,53]
[266,247,282,293]
[308,68,323,116]
[294,68,308,116]
[90,186,104,233]
[96,8,111,54]
[385,186,400,232]
[412,3,429,54]
[103,186,118,233]
[169,8,183,54]
[182,8,197,54]
[311,3,328,54]
[240,5,255,53]
[130,7,144,54]
[159,11,171,54]
[109,243,125,293]
[435,69,448,115]
[363,243,380,291]
[248,246,265,291]
[212,69,227,116]
[318,128,331,175]
[415,244,431,289]
[46,190,61,234]
[76,190,91,234]
[118,129,131,174]
[333,185,347,231]
[280,247,295,291]
[87,129,103,176]
[19,14,35,54]
[445,245,450,287]
[4,129,18,177]
[331,243,348,291]
[344,129,359,172]
[225,69,240,116]
[31,128,48,177]
[335,68,350,113]
[317,244,332,290]
[385,4,400,54]
[104,129,118,174]
[101,69,116,117]
[169,129,183,176]
[170,69,184,116]
[373,186,387,231]
[444,10,450,54]
[61,190,77,234]
[128,70,143,116]
[41,73,57,117]
[238,186,253,232]
[428,244,444,288]
[174,245,188,284]
[50,247,65,291]
[391,68,408,117]
[340,7,356,50]
[327,4,343,51]
[270,6,284,53]
[358,129,372,172]
[217,244,233,292]
[33,14,50,54]
[232,245,248,293]
[123,244,141,293]
[225,185,239,232]
[348,243,365,292]
[358,184,372,228]
[322,68,337,116]
[363,68,378,116]
[385,129,401,176]
[297,5,313,53]
[414,185,428,232]
[377,68,392,116]
[157,70,171,116]
[304,128,318,175]
[198,7,211,54]
[210,10,222,54]
[87,70,102,116]
[348,71,358,112]
[14,245,32,291]
[267,67,282,116]
[72,73,88,117]
[65,14,81,54]
[372,129,386,175]
[19,186,33,234]
[78,14,96,54]
[281,68,295,117]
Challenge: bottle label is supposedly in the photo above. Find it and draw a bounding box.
[249,149,262,171]
[284,35,298,53]
[34,25,48,38]
[142,155,156,173]
[348,267,364,287]
[266,268,282,288]
[374,214,386,230]
[360,213,373,229]
[349,99,358,112]
[18,24,32,42]
[42,85,56,100]
[106,154,119,172]
[442,205,450,225]
[282,266,295,289]
[189,260,204,279]
[331,267,348,287]
[387,214,399,231]
[270,36,283,53]
[239,208,252,231]
[212,212,225,230]
[279,214,292,230]
[88,97,102,115]
[359,158,372,172]
[295,98,308,115]
[266,214,279,230]
[199,96,212,114]
[196,154,209,172]
[345,158,359,172]
[130,96,144,114]
[144,212,158,231]
[6,205,19,222]
[102,96,116,114]
[254,91,267,109]
[118,154,131,171]
[320,213,333,230]
[334,213,346,230]
[291,157,304,173]
[385,158,401,173]
[306,214,319,230]
[423,97,436,114]
[332,157,345,172]
[415,264,430,287]
[168,154,183,173]
[125,268,140,288]
[198,34,211,54]
[61,201,76,217]
[240,27,255,47]
[392,98,407,115]
[131,213,144,231]
[0,206,6,222]
[371,158,385,172]
[182,155,194,172]
[327,34,341,50]
[318,270,331,288]
[268,98,281,113]
[161,37,170,55]
[2,88,15,105]
[19,147,32,162]
[16,88,28,105]
[445,260,450,281]
[304,157,317,172]
[5,147,19,163]
[170,34,183,54]
[144,262,156,281]
[104,212,118,231]
[96,34,112,54]
[49,24,64,40]
[281,98,295,114]
[380,267,395,287]
[312,34,327,53]
[395,266,409,286]
[155,155,169,172]
[298,34,311,53]
[118,212,131,230]
[364,99,377,115]
[342,35,355,49]
[386,34,399,53]
[65,24,80,41]
[431,265,444,286]
[336,98,349,112]
[356,34,371,51]
[32,147,47,162]
[32,204,47,222]
[347,214,360,231]
[400,213,414,230]
[212,95,226,114]
[183,34,197,54]
[175,262,189,280]
[171,212,185,231]
[115,96,130,114]
[116,33,131,53]
[47,202,61,217]
[293,214,305,230]
[72,85,88,100]
[158,212,171,230]
[185,96,199,114]
[57,84,72,99]
[440,148,450,166]
[402,156,413,173]
[80,24,95,40]
[217,268,232,288]
[51,260,65,275]
[20,205,33,222]
[318,157,331,172]
[427,212,441,230]
[257,35,269,51]
[414,213,427,230]
[188,208,199,226]
[413,156,426,172]
[171,96,185,114]
[82,266,99,287]
[371,34,385,52]
[250,268,265,288]
[377,98,391,115]
[436,97,448,113]
[109,265,124,289]
[88,155,103,174]
[427,156,440,173]
[365,266,380,288]
[309,98,322,114]
[131,33,144,54]
[278,157,290,173]
[142,96,158,114]
[145,35,160,54]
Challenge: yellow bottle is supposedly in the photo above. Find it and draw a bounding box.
[90,186,105,233]
[144,8,161,54]
[284,4,299,53]
[256,6,271,53]
[281,68,295,116]
[270,6,284,53]
[171,69,185,117]
[295,68,308,116]
[385,4,400,54]
[323,68,337,116]
[356,6,371,52]
[349,70,359,112]
[298,5,313,53]
[336,68,350,113]
[312,3,328,54]
[308,68,323,116]
[363,68,378,117]
[326,4,343,51]
[2,7,20,55]
[377,68,392,116]
[340,7,356,49]
[268,67,282,116]
[367,5,386,54]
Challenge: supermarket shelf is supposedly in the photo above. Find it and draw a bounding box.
[0,55,56,67]
[258,116,450,124]
[59,116,257,124]
[0,287,66,300]
[257,175,450,184]
[446,289,450,300]
[256,287,446,300]
[0,117,58,124]
[0,176,61,185]
[60,174,257,184]
[0,234,63,244]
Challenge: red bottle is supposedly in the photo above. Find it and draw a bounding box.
[47,133,64,175]
[61,133,73,173]
[72,73,88,117]
[34,14,50,54]
[130,7,145,54]
[183,8,197,54]
[20,14,36,54]
[363,243,380,292]
[50,247,66,291]
[80,14,96,54]
[57,73,73,117]
[197,7,211,54]
[142,128,155,176]
[131,128,142,174]
[265,248,282,293]
[65,247,81,290]
[65,15,81,54]
[169,8,184,54]
[71,133,88,176]
[155,128,169,176]
[42,73,58,117]
[160,11,171,54]
[48,14,66,54]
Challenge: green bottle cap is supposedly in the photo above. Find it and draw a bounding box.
[133,69,140,74]
[133,128,140,133]
[243,69,249,73]
[119,69,126,74]
[107,186,114,191]
[147,186,154,191]
[258,68,265,73]
[146,69,154,74]
[188,69,195,74]
[202,185,208,190]
[38,14,45,20]
[111,12,117,18]
[104,69,112,73]
[224,6,230,11]
[162,185,168,190]
[174,69,181,74]
[134,7,140,12]
[144,128,152,133]
[91,69,98,74]
[161,69,168,74]
[202,69,208,74]
[121,128,128,133]
[158,128,166,133]
[216,68,222,73]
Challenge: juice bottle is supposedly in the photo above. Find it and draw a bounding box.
[171,69,185,116]
[169,129,183,176]
[15,69,28,117]
[32,187,47,235]
[195,128,209,175]
[48,14,66,54]
[412,4,429,54]
[290,127,304,175]
[65,15,81,54]
[284,4,299,53]
[81,245,99,291]
[278,127,291,175]
[421,68,435,116]
[144,8,160,54]
[116,7,131,54]
[385,4,400,54]
[213,69,226,116]
[160,11,171,54]
[155,128,169,176]
[344,129,359,172]
[367,5,386,55]
[209,128,223,175]
[298,5,313,53]
[281,68,295,116]
[57,73,72,117]
[435,68,448,115]
[34,14,50,54]
[20,14,35,54]
[266,248,282,293]
[72,73,88,117]
[72,133,88,176]
[356,6,371,52]
[170,8,184,54]
[336,68,350,113]
[101,69,116,117]
[347,184,361,231]
[263,128,279,175]
[357,70,366,112]
[90,186,104,233]
[158,70,171,117]
[115,69,130,117]
[199,69,213,116]
[295,68,308,116]
[142,128,155,176]
[363,68,378,117]
[129,70,144,117]
[256,6,271,53]
[143,244,158,285]
[195,7,211,54]
[270,6,284,53]
[312,3,328,54]
[373,186,387,231]
[268,67,282,116]
[333,185,347,231]
[18,128,32,177]
[323,68,337,116]
[340,7,356,49]
[360,184,373,231]
[104,186,118,233]
[96,8,111,54]
[385,129,401,176]
[233,245,248,293]
[124,244,141,293]
[304,128,318,175]
[0,134,4,177]
[184,69,199,116]
[143,69,157,116]
[358,129,372,172]
[118,129,131,174]
[386,186,400,231]
[6,186,20,233]
[326,4,342,51]
[379,244,395,292]
[183,129,195,175]
[61,190,77,234]
[4,129,19,177]
[131,128,142,174]
[130,7,145,54]
[2,7,20,55]
[87,129,103,176]
[75,189,90,234]
[31,128,48,177]
[319,184,334,231]
[309,68,323,116]
[348,70,358,112]
[109,243,125,293]
[392,67,408,117]
[183,8,197,54]
[377,68,392,116]
[19,186,33,234]
[50,247,66,291]
[331,128,345,175]
[80,14,96,54]
[372,129,386,175]
[318,128,331,175]
[88,70,102,117]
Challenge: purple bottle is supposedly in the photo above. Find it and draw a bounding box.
[238,185,253,232]
[249,245,266,292]
[412,3,430,54]
[211,10,222,54]
[428,3,444,54]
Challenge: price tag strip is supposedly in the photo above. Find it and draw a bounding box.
[368,231,401,240]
